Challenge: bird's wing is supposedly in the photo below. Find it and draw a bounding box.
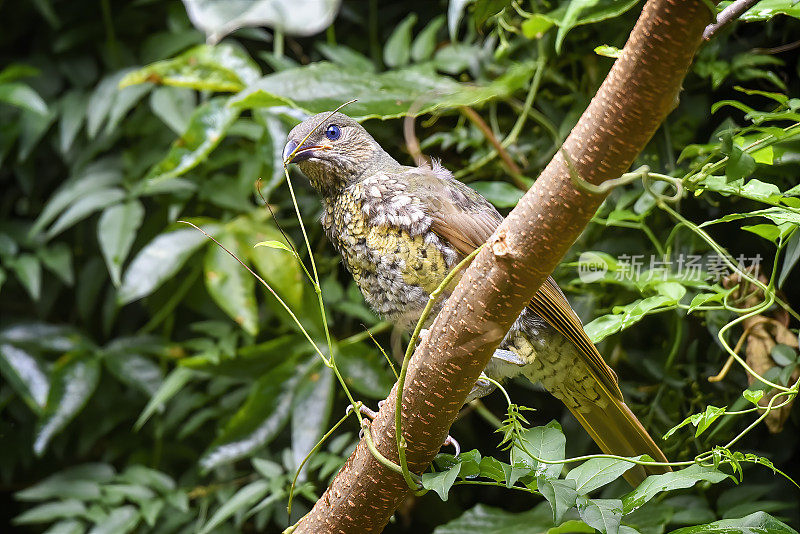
[405,166,622,399]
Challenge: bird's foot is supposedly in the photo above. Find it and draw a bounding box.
[348,400,461,456]
[417,328,430,345]
[491,348,526,366]
[443,434,461,456]
[466,374,497,403]
[347,402,380,439]
[466,348,527,403]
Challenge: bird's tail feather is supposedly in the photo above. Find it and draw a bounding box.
[568,393,671,486]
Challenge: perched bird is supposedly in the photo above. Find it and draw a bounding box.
[284,111,669,484]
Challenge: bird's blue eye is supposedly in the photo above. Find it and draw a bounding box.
[325,124,341,141]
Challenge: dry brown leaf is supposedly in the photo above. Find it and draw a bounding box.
[723,271,799,433]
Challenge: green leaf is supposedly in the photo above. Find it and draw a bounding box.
[16,474,102,502]
[58,90,87,154]
[433,502,564,533]
[252,458,283,479]
[664,405,727,439]
[102,483,156,505]
[511,422,566,480]
[585,295,674,343]
[38,242,74,286]
[478,456,509,483]
[472,0,512,27]
[693,405,727,436]
[578,497,622,534]
[86,72,126,138]
[134,367,194,431]
[9,253,42,300]
[0,63,41,84]
[291,364,334,481]
[104,350,163,397]
[654,282,686,302]
[242,222,304,311]
[0,323,85,353]
[411,16,445,62]
[688,288,732,312]
[150,86,196,135]
[45,188,126,240]
[120,44,260,92]
[622,464,729,514]
[204,232,259,336]
[18,105,56,160]
[699,176,786,205]
[200,361,297,471]
[119,465,175,494]
[741,223,782,243]
[30,162,122,237]
[469,181,524,208]
[455,449,482,478]
[739,0,800,22]
[140,500,164,527]
[118,226,214,306]
[521,14,555,39]
[104,82,152,136]
[335,342,395,398]
[13,500,87,525]
[566,457,642,495]
[87,505,139,534]
[669,511,799,534]
[198,480,270,534]
[538,477,578,523]
[143,96,240,186]
[181,334,304,378]
[97,200,145,287]
[0,343,49,413]
[663,415,694,440]
[316,43,375,72]
[34,354,100,456]
[0,82,48,114]
[384,14,417,67]
[254,240,293,253]
[41,519,84,534]
[422,463,461,501]
[232,61,536,121]
[722,133,756,182]
[551,0,640,53]
[594,45,621,58]
[770,344,797,366]
[779,230,800,287]
[743,389,765,405]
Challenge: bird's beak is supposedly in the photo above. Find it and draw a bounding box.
[283,140,326,164]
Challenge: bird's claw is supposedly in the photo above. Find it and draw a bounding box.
[443,434,461,456]
[347,403,380,439]
[348,400,460,456]
[417,328,430,345]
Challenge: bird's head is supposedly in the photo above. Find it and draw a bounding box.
[283,112,398,197]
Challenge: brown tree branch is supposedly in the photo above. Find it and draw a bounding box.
[459,106,528,189]
[703,0,759,40]
[294,1,714,532]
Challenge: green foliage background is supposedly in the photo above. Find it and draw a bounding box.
[1,0,800,532]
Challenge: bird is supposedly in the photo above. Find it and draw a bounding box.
[283,111,670,485]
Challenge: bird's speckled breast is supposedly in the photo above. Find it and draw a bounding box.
[322,181,455,328]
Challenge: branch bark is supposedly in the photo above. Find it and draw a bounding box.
[295,1,714,532]
[703,0,759,40]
